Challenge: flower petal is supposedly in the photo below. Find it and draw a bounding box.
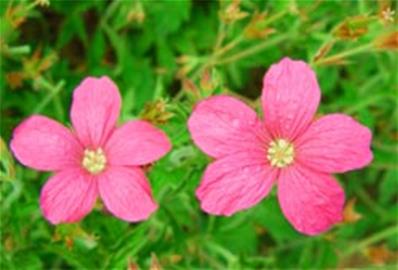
[10,115,82,171]
[71,76,121,148]
[40,169,98,224]
[98,166,157,222]
[262,57,321,140]
[295,114,373,173]
[105,120,171,166]
[188,95,269,158]
[196,151,277,216]
[278,165,345,235]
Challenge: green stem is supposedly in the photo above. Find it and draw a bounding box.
[102,0,121,23]
[314,43,374,66]
[205,241,237,265]
[213,35,245,58]
[213,20,227,53]
[369,163,398,170]
[372,140,398,153]
[213,9,288,58]
[341,225,398,258]
[187,31,290,88]
[185,9,291,84]
[5,45,31,56]
[216,33,292,65]
[33,78,65,120]
[344,93,396,114]
[309,37,336,65]
[153,74,164,99]
[355,186,392,221]
[206,216,216,234]
[265,9,289,25]
[189,57,212,82]
[101,22,124,76]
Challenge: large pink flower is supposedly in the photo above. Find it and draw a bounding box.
[188,58,372,235]
[10,76,171,224]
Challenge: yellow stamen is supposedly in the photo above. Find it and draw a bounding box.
[82,148,107,174]
[267,139,294,168]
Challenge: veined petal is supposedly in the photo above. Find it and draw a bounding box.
[105,120,171,166]
[40,169,98,224]
[71,76,121,148]
[295,114,373,173]
[98,166,157,222]
[188,95,270,158]
[262,57,320,140]
[196,151,277,216]
[10,115,82,171]
[278,164,345,235]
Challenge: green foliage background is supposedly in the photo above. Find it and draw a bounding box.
[1,0,397,269]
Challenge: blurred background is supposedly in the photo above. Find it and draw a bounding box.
[1,0,397,269]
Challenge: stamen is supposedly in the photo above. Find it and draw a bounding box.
[82,148,107,174]
[267,139,295,168]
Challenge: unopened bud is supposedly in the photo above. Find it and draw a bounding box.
[374,31,398,50]
[200,69,212,91]
[333,16,372,40]
[220,0,249,24]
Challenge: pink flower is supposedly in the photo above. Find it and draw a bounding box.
[10,76,171,224]
[188,58,373,235]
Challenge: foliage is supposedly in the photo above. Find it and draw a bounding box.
[1,0,397,269]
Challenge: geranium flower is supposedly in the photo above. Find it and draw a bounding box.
[10,76,171,224]
[188,57,372,235]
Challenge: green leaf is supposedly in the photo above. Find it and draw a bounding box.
[253,195,301,243]
[57,14,88,48]
[214,216,258,254]
[379,170,398,205]
[11,250,43,270]
[87,29,106,71]
[143,0,191,36]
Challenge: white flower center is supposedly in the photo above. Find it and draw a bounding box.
[267,139,294,168]
[82,148,107,174]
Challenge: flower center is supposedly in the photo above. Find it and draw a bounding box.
[267,139,294,168]
[82,148,107,174]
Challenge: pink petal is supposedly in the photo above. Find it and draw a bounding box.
[262,57,320,140]
[40,169,98,224]
[70,76,121,148]
[105,120,171,166]
[10,115,82,171]
[295,114,373,173]
[196,151,277,215]
[278,165,345,235]
[98,166,157,222]
[188,95,269,158]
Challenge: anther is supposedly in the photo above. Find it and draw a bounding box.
[267,139,295,168]
[82,148,107,174]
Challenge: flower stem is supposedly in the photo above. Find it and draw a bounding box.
[213,9,288,59]
[355,186,392,221]
[4,45,31,56]
[213,20,227,53]
[216,33,292,65]
[344,93,397,114]
[314,43,374,66]
[341,225,398,258]
[33,77,65,120]
[186,10,291,83]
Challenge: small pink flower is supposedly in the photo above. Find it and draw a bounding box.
[11,76,171,224]
[188,57,373,235]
